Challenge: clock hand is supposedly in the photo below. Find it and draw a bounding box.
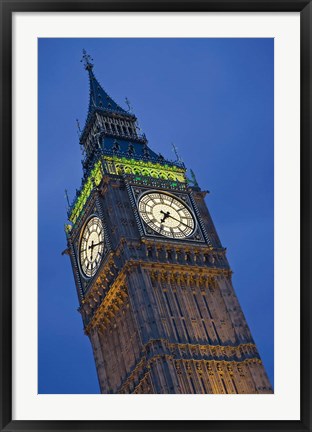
[89,240,104,249]
[159,210,191,229]
[88,240,104,250]
[166,213,191,229]
[88,240,94,261]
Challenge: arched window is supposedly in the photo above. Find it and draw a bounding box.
[124,166,132,174]
[116,165,123,175]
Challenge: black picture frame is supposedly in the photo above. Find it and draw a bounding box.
[1,1,311,431]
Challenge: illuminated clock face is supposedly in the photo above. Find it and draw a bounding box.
[138,191,196,239]
[79,216,104,278]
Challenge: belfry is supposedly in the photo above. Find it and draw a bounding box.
[65,51,272,394]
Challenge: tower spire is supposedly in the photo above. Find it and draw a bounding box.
[81,49,128,118]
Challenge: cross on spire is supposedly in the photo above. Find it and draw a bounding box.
[81,49,93,71]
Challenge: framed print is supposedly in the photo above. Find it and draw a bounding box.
[1,1,311,431]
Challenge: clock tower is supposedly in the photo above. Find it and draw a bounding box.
[64,51,273,394]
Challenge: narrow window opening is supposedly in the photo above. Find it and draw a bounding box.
[231,378,238,394]
[172,318,181,343]
[202,321,212,344]
[211,321,221,345]
[202,294,213,319]
[221,377,228,394]
[200,377,208,394]
[193,293,203,319]
[189,376,196,393]
[164,291,173,316]
[182,320,191,341]
[174,292,183,316]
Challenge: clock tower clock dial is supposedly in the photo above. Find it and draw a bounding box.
[138,191,195,239]
[79,216,104,278]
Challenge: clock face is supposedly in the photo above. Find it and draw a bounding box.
[79,216,105,278]
[138,191,196,239]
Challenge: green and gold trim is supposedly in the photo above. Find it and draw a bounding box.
[103,156,186,182]
[68,156,187,225]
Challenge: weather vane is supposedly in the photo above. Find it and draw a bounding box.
[81,49,93,70]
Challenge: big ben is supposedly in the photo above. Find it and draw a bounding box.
[64,50,273,394]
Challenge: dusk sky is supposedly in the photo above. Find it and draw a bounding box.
[38,38,274,394]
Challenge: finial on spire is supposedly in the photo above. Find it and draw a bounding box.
[64,189,70,208]
[76,118,82,138]
[76,118,81,132]
[172,143,183,163]
[125,97,133,113]
[81,49,93,71]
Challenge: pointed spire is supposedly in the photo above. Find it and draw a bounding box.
[81,49,94,71]
[172,143,183,163]
[189,169,199,187]
[125,97,133,113]
[76,118,81,137]
[64,189,70,208]
[81,49,128,117]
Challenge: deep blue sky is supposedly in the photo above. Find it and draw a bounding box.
[38,38,274,394]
